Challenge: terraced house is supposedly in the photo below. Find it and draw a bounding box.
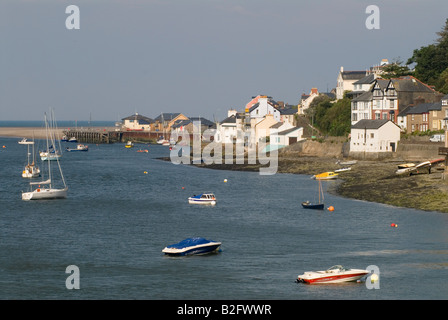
[351,76,444,128]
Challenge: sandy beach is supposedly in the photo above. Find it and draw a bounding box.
[0,127,66,140]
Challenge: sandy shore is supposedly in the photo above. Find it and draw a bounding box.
[0,127,66,140]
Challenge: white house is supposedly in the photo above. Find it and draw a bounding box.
[215,110,244,144]
[270,126,304,151]
[351,91,373,125]
[298,88,319,115]
[350,119,401,154]
[246,96,281,122]
[121,113,154,131]
[336,67,368,100]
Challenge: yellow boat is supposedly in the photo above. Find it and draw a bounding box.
[312,171,338,180]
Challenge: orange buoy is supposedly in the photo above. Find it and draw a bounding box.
[391,223,398,227]
[328,206,334,211]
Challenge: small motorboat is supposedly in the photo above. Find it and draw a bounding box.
[65,144,88,152]
[68,137,78,143]
[311,171,338,180]
[188,193,217,205]
[297,265,370,284]
[162,237,222,256]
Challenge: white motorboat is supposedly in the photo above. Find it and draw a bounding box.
[296,265,370,284]
[188,193,217,205]
[162,237,222,256]
[18,138,34,145]
[65,144,88,152]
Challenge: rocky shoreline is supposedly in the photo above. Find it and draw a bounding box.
[190,154,448,213]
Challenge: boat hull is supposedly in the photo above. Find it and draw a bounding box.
[297,268,369,284]
[188,199,216,205]
[22,187,68,201]
[301,202,324,210]
[297,272,368,284]
[162,237,222,256]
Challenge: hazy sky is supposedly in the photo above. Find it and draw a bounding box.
[1,0,447,121]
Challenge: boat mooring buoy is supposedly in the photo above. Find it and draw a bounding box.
[224,179,227,183]
[327,206,334,212]
[370,273,379,283]
[391,223,398,228]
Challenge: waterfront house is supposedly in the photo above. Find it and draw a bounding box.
[351,76,443,127]
[171,117,215,136]
[350,119,401,156]
[298,88,319,115]
[405,102,443,133]
[351,91,373,125]
[121,113,154,131]
[215,110,245,144]
[269,122,304,150]
[279,105,298,125]
[246,95,281,123]
[153,113,188,132]
[336,67,368,100]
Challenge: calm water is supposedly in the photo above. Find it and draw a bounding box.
[1,136,448,300]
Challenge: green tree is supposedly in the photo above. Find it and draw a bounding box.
[381,58,413,79]
[407,19,448,90]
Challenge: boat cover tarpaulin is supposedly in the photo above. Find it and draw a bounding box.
[166,237,214,249]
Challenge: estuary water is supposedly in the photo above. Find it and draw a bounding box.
[1,136,448,300]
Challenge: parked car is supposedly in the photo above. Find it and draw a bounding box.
[429,134,445,142]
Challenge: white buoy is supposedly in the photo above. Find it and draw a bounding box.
[370,273,379,283]
[224,179,227,183]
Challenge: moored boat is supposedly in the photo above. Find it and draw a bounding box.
[311,171,338,180]
[188,193,217,205]
[65,144,88,152]
[125,141,134,148]
[297,265,370,284]
[162,237,222,256]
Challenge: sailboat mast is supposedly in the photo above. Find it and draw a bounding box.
[44,112,52,188]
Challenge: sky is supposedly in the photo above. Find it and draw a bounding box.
[1,0,447,122]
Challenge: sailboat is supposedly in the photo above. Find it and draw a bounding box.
[39,112,63,161]
[21,135,41,178]
[22,111,68,201]
[302,178,324,210]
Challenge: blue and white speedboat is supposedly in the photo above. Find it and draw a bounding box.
[188,193,216,205]
[162,237,222,256]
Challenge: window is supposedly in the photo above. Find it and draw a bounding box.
[352,113,358,121]
[370,133,374,138]
[389,100,395,108]
[375,113,380,119]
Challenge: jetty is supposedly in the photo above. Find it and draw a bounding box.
[62,127,172,144]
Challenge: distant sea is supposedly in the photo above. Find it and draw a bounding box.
[0,120,116,128]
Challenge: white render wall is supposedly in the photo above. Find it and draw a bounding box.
[350,122,400,153]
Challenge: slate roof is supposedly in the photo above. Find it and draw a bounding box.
[351,119,391,129]
[353,74,375,85]
[341,71,367,80]
[121,113,154,124]
[390,76,435,93]
[154,113,181,122]
[352,91,373,101]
